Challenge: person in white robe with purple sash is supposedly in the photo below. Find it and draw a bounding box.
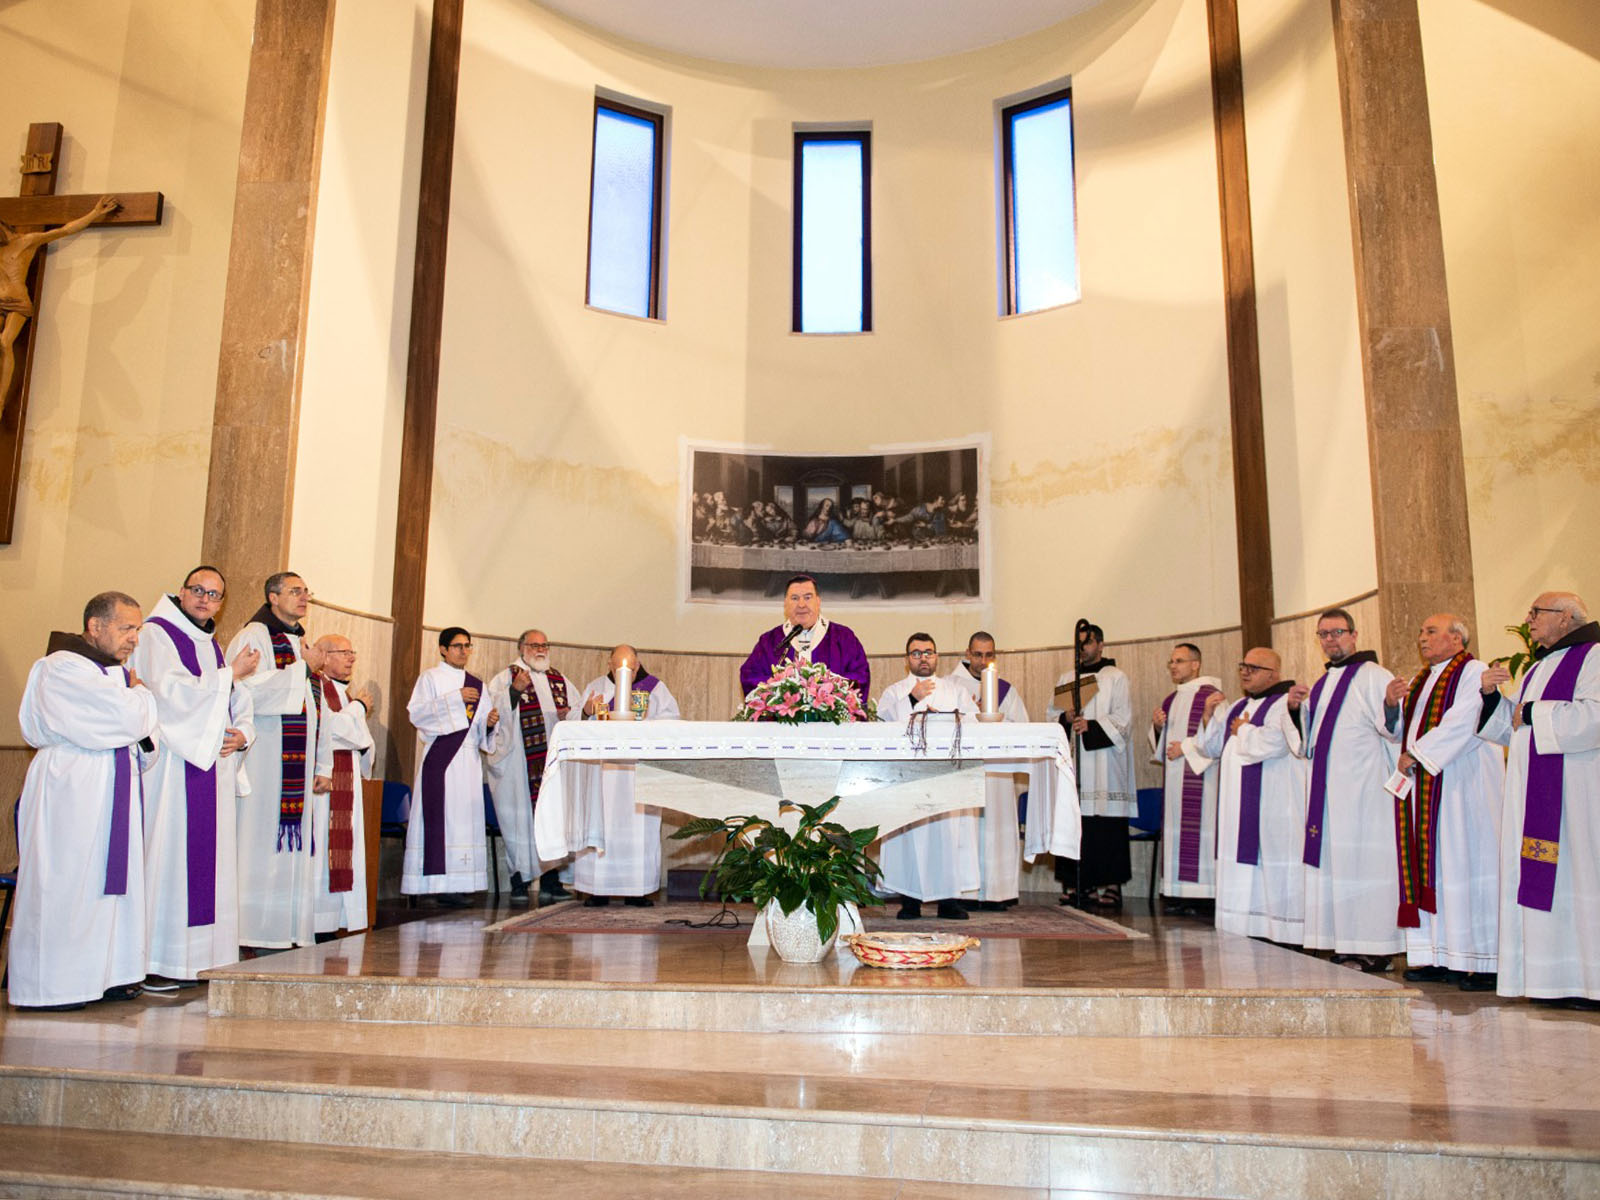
[227,572,325,950]
[568,645,680,905]
[878,633,980,920]
[404,627,503,905]
[311,634,374,935]
[1386,613,1504,991]
[130,567,257,989]
[484,629,573,903]
[1150,643,1223,912]
[11,592,159,1010]
[1477,592,1600,1008]
[945,631,1027,909]
[1195,647,1306,944]
[1289,609,1402,972]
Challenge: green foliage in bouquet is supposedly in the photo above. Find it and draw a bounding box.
[734,658,877,723]
[670,797,883,944]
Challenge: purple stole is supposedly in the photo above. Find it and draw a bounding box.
[1162,684,1220,882]
[1515,642,1596,911]
[268,630,308,852]
[619,673,660,719]
[99,664,141,897]
[1301,662,1363,869]
[145,616,224,925]
[1225,692,1284,865]
[420,672,482,876]
[517,667,568,810]
[997,678,1013,707]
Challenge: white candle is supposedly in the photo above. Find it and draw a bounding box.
[981,662,998,714]
[612,662,635,720]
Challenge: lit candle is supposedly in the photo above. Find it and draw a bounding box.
[981,662,998,715]
[612,661,635,721]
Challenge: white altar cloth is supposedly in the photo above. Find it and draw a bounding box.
[532,719,1080,864]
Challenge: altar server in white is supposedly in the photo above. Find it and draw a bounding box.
[1290,609,1402,971]
[131,567,256,989]
[1477,592,1600,1007]
[11,592,159,1010]
[946,631,1027,909]
[1150,643,1224,910]
[485,629,574,902]
[1050,622,1135,909]
[311,634,375,935]
[404,627,503,905]
[1386,614,1504,991]
[1196,647,1307,944]
[878,633,980,920]
[569,645,680,905]
[228,572,325,950]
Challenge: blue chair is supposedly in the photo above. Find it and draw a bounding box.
[1129,786,1164,905]
[379,781,410,838]
[483,784,503,899]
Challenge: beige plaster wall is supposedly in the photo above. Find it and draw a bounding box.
[0,0,252,742]
[1419,0,1600,663]
[1237,0,1375,616]
[417,0,1239,657]
[290,0,429,614]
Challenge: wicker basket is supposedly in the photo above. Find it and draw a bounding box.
[841,930,980,970]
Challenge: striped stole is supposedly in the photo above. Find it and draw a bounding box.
[269,630,308,852]
[1394,650,1472,927]
[319,676,358,894]
[518,667,568,810]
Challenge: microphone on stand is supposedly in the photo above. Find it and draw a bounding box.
[776,622,805,664]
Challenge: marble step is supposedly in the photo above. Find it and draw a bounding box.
[1,1124,1157,1200]
[3,1060,1594,1199]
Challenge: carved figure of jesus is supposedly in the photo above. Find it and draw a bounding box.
[0,194,119,414]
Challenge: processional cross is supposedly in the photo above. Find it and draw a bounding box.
[0,121,164,543]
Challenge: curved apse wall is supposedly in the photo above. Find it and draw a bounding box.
[311,0,1253,655]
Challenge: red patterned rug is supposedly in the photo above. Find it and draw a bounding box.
[486,900,1143,940]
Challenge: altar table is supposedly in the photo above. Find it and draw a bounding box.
[532,719,1080,864]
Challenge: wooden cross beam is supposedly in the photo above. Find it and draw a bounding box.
[0,121,165,543]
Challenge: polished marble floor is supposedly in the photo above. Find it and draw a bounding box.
[3,902,1597,1161]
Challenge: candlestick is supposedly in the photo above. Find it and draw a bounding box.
[612,662,635,720]
[981,662,998,714]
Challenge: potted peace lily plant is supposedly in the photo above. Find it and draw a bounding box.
[671,797,882,962]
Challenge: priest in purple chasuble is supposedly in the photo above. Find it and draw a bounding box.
[946,631,1029,907]
[485,628,576,902]
[1195,647,1307,945]
[1149,642,1223,907]
[878,634,980,920]
[130,567,256,988]
[227,572,325,950]
[1049,623,1135,907]
[404,627,504,902]
[1386,614,1504,989]
[738,574,870,702]
[310,634,375,936]
[1288,610,1403,969]
[1477,592,1600,1004]
[567,646,681,904]
[11,592,159,1010]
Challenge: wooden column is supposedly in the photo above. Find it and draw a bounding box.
[1330,0,1476,665]
[385,0,464,780]
[200,0,336,629]
[1206,0,1274,651]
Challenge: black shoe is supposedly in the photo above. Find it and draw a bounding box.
[101,984,142,1002]
[583,896,611,908]
[896,900,922,920]
[935,900,969,920]
[508,871,530,900]
[539,889,572,903]
[1360,956,1395,975]
[1458,973,1498,992]
[958,899,979,911]
[623,896,654,908]
[1403,964,1452,982]
[978,900,1007,912]
[1560,996,1600,1011]
[539,871,571,900]
[435,893,472,909]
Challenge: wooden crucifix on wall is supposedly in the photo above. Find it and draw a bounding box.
[0,121,164,543]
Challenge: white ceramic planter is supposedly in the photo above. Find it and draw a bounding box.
[763,899,836,963]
